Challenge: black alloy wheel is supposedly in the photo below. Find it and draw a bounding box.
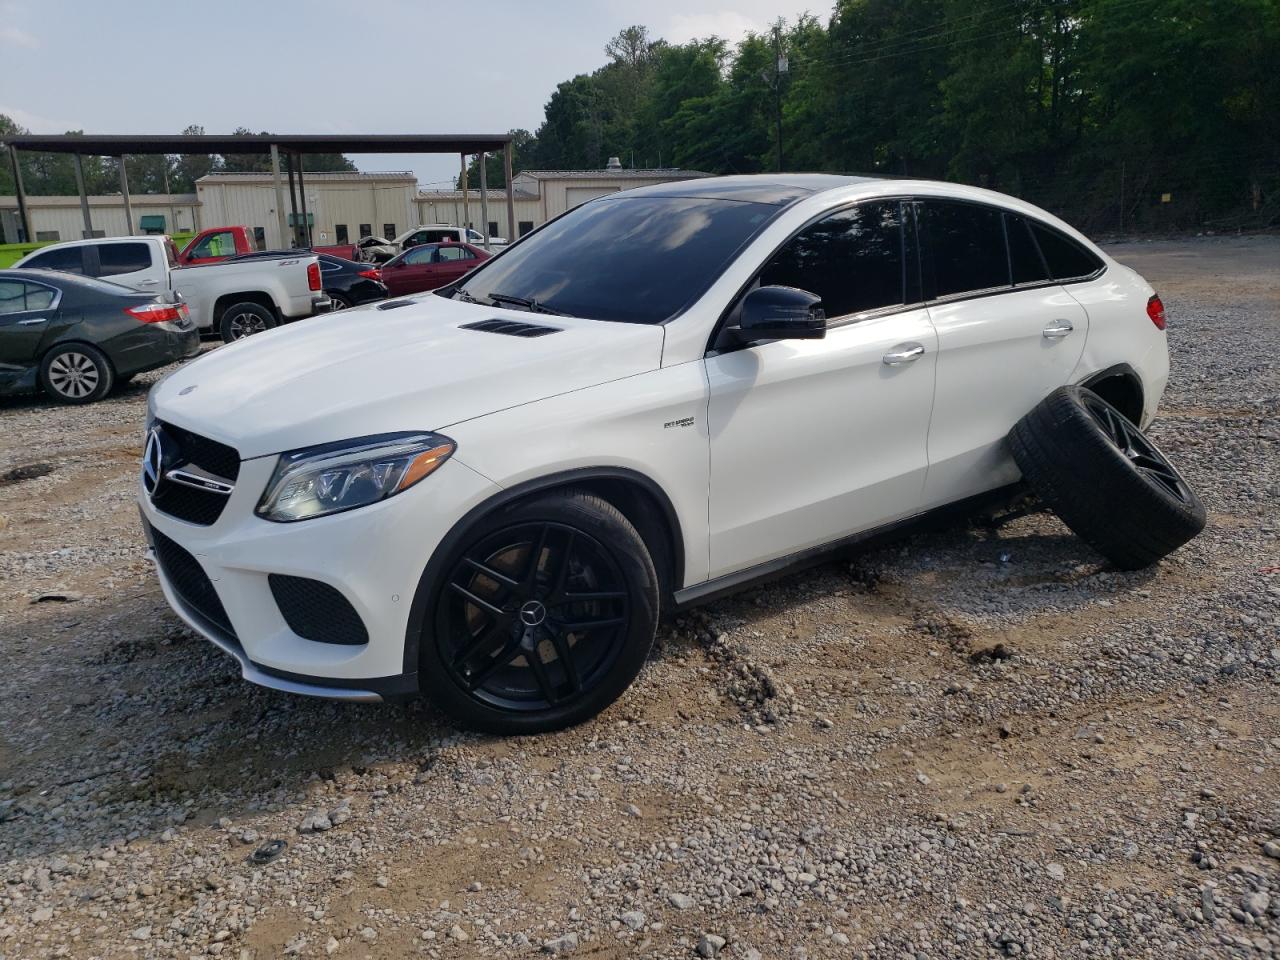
[1078,391,1196,505]
[1008,385,1206,569]
[420,491,658,734]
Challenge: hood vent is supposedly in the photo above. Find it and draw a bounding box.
[377,299,414,311]
[460,318,562,338]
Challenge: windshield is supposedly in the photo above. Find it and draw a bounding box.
[450,196,777,324]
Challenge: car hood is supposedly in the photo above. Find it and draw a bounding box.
[151,296,666,459]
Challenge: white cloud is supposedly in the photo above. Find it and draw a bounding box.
[0,24,37,49]
[0,104,75,131]
[665,11,765,44]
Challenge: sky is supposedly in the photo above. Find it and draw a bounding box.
[0,0,824,186]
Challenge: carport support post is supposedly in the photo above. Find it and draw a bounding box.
[285,153,299,246]
[460,153,470,231]
[73,154,93,239]
[479,152,490,251]
[117,156,135,235]
[504,141,515,243]
[270,144,288,249]
[295,153,311,248]
[8,145,30,243]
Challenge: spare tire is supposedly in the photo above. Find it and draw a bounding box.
[1008,385,1205,569]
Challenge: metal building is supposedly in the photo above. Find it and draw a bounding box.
[0,194,199,243]
[195,171,418,249]
[416,163,711,238]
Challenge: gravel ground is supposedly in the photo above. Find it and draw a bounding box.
[0,236,1277,960]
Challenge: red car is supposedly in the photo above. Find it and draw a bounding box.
[379,242,490,297]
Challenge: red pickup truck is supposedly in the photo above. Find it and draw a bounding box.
[177,225,358,265]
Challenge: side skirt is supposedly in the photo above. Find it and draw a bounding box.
[673,483,1027,610]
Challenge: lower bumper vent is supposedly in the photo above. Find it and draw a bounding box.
[269,574,369,646]
[151,526,234,636]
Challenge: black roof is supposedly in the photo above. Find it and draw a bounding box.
[0,133,512,156]
[611,174,882,205]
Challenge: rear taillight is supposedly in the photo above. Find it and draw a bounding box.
[358,268,382,280]
[307,262,322,291]
[126,302,187,324]
[1146,294,1167,330]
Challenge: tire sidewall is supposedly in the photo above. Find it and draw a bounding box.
[219,302,277,343]
[39,343,114,404]
[417,492,659,735]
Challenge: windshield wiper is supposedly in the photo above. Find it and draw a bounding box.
[488,292,571,317]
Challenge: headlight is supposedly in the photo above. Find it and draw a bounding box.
[256,432,455,522]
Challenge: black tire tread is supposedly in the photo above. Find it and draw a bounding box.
[38,342,115,405]
[1008,386,1205,569]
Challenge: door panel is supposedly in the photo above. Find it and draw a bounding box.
[923,287,1088,506]
[706,308,938,578]
[0,280,59,379]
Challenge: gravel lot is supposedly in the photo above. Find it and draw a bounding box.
[1,236,1277,960]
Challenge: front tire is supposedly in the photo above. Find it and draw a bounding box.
[219,302,276,343]
[39,343,114,404]
[419,490,659,734]
[1008,385,1206,569]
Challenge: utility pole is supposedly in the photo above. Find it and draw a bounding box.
[772,24,788,172]
[1118,160,1125,234]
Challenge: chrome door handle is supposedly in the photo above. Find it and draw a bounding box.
[17,318,47,325]
[1042,319,1075,339]
[882,342,925,365]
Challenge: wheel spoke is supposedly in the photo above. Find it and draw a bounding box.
[521,524,552,589]
[463,637,526,690]
[557,615,626,633]
[451,613,514,670]
[553,589,627,604]
[524,638,559,705]
[447,580,507,618]
[463,556,520,590]
[546,629,582,695]
[546,530,576,600]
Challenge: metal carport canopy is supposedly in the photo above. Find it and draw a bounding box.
[0,133,515,248]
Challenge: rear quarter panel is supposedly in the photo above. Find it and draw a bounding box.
[1065,261,1169,426]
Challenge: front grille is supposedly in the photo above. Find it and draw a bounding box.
[150,422,240,527]
[269,575,369,646]
[161,422,240,481]
[151,526,234,636]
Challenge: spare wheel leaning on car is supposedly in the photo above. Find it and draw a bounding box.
[1008,385,1206,570]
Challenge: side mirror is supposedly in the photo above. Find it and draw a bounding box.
[736,285,826,341]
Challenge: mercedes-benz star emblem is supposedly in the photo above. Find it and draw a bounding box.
[519,600,547,627]
[142,427,163,495]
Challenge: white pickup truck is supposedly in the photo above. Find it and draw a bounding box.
[15,236,330,342]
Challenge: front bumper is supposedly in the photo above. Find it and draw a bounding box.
[139,452,500,698]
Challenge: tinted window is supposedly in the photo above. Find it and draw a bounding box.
[0,281,27,314]
[1006,215,1049,285]
[97,242,152,277]
[437,246,473,262]
[759,201,905,318]
[1030,222,1103,280]
[0,281,55,314]
[25,247,84,274]
[926,201,1009,297]
[189,231,235,258]
[398,246,437,266]
[455,196,776,324]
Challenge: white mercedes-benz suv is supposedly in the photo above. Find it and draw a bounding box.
[140,174,1189,734]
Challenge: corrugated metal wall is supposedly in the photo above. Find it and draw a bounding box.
[415,197,543,238]
[0,199,199,242]
[195,178,417,248]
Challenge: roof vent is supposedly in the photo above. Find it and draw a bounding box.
[605,156,622,170]
[460,318,561,338]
